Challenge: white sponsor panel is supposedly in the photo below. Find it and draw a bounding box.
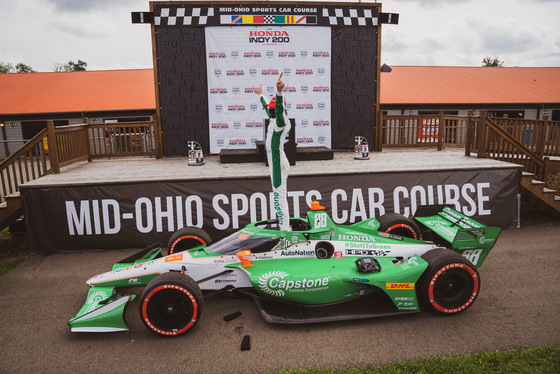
[206,26,331,153]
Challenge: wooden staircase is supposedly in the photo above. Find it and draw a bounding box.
[466,112,560,216]
[0,192,23,232]
[521,172,560,215]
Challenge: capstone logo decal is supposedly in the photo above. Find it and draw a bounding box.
[258,271,330,297]
[85,290,109,313]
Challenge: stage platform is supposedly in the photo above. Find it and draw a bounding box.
[20,149,522,254]
[22,148,517,187]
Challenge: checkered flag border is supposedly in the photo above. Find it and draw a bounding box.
[322,7,378,27]
[155,7,215,26]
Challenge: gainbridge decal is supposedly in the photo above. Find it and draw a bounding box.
[206,26,331,154]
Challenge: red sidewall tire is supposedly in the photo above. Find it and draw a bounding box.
[140,272,203,336]
[377,213,422,240]
[167,227,211,255]
[419,249,480,315]
[427,262,479,314]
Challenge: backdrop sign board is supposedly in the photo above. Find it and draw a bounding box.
[137,1,396,156]
[22,167,520,254]
[205,26,331,153]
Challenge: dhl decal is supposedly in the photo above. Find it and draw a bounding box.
[386,283,415,290]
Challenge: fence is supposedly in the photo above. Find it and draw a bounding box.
[0,119,158,202]
[464,110,559,184]
[379,110,472,150]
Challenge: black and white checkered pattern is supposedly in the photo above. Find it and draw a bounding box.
[155,7,215,26]
[322,7,378,27]
[264,15,274,24]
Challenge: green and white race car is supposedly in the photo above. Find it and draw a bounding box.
[69,203,501,336]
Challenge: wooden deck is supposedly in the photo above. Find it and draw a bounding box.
[21,148,519,188]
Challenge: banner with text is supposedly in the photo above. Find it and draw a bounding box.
[21,167,520,254]
[205,26,331,154]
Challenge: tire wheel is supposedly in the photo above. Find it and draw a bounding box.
[418,248,480,315]
[377,213,422,240]
[140,272,203,336]
[167,227,211,255]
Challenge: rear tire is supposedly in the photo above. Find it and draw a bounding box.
[418,249,480,314]
[377,213,422,240]
[140,272,203,336]
[167,227,211,255]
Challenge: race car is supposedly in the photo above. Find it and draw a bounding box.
[69,203,501,336]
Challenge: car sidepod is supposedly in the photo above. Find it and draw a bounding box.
[230,254,429,324]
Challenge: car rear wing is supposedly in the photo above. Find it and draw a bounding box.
[414,205,501,267]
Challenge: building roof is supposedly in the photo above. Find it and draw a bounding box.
[0,69,155,115]
[380,66,560,105]
[1,66,559,117]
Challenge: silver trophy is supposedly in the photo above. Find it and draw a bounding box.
[187,141,204,166]
[354,136,370,160]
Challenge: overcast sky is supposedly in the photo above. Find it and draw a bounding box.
[1,0,559,72]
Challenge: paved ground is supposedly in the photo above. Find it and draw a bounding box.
[1,223,559,374]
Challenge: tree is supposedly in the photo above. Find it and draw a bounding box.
[15,63,34,73]
[53,60,88,72]
[0,62,35,73]
[0,62,14,73]
[482,56,505,67]
[67,60,87,71]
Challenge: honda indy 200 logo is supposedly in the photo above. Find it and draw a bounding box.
[258,271,329,297]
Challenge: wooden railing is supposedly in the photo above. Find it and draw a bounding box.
[88,122,156,158]
[0,119,158,202]
[490,116,560,157]
[465,110,559,184]
[0,129,52,201]
[379,110,472,150]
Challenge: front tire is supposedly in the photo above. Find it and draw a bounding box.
[418,249,480,314]
[167,227,211,255]
[140,272,203,336]
[377,213,422,240]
